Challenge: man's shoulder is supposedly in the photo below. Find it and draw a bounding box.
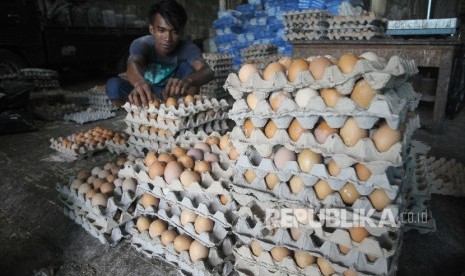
[133,35,154,46]
[176,40,201,56]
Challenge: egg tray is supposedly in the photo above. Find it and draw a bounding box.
[106,141,147,157]
[64,109,116,125]
[63,205,131,246]
[224,56,418,98]
[404,155,431,197]
[326,30,385,41]
[63,90,90,106]
[284,32,329,41]
[33,104,84,121]
[19,68,59,79]
[229,83,418,131]
[122,97,229,119]
[49,137,106,159]
[118,159,232,196]
[426,156,465,197]
[129,221,235,276]
[88,91,117,110]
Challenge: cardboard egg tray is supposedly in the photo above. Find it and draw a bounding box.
[50,136,106,159]
[129,220,234,276]
[241,44,277,58]
[19,68,59,79]
[33,103,84,121]
[327,29,385,41]
[225,56,418,97]
[426,156,465,197]
[64,109,116,124]
[282,9,332,24]
[118,158,232,196]
[63,205,131,245]
[88,89,119,111]
[285,32,328,41]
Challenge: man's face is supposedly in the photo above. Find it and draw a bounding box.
[149,13,181,56]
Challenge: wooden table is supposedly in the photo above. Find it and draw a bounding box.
[292,39,461,133]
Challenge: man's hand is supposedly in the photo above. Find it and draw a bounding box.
[163,78,192,99]
[129,80,153,106]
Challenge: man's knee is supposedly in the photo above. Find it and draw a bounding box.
[105,77,132,100]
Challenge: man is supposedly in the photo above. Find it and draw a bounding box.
[106,0,214,106]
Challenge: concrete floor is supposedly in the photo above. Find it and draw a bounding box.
[0,78,464,275]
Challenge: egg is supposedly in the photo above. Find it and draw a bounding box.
[320,88,343,108]
[309,56,332,80]
[77,170,91,181]
[194,161,212,174]
[344,270,359,276]
[339,182,361,205]
[338,244,351,254]
[103,162,112,171]
[100,182,115,195]
[86,175,96,185]
[171,147,187,158]
[270,247,291,262]
[264,120,278,139]
[186,148,204,161]
[158,153,176,163]
[114,178,123,187]
[194,216,214,233]
[165,97,178,108]
[369,188,392,211]
[85,189,97,200]
[238,64,260,83]
[244,169,256,184]
[180,209,198,226]
[290,228,301,240]
[327,160,341,176]
[189,240,210,262]
[297,149,322,173]
[367,255,378,263]
[161,230,177,245]
[149,219,167,238]
[269,91,290,112]
[338,53,359,74]
[354,163,372,181]
[97,169,110,179]
[136,216,151,233]
[294,251,315,269]
[116,157,126,167]
[194,142,211,153]
[340,118,368,147]
[180,170,201,188]
[205,136,220,146]
[140,193,159,209]
[122,178,137,192]
[178,155,195,170]
[314,179,334,200]
[294,88,318,107]
[314,121,338,144]
[278,56,293,70]
[289,175,305,194]
[70,179,83,190]
[228,147,239,160]
[250,240,263,256]
[204,153,219,163]
[219,134,231,150]
[149,161,166,179]
[372,122,402,152]
[317,258,335,276]
[351,79,377,109]
[184,95,194,105]
[164,161,183,184]
[349,227,369,243]
[106,173,116,183]
[92,178,105,190]
[273,147,296,170]
[174,235,193,253]
[265,173,280,190]
[91,166,101,176]
[288,59,309,82]
[242,119,255,139]
[263,62,285,80]
[220,194,229,205]
[359,51,379,63]
[288,118,310,142]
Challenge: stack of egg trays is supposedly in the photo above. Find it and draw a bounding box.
[33,103,83,121]
[427,156,465,197]
[49,135,106,159]
[88,88,119,111]
[283,10,331,41]
[57,178,138,245]
[326,14,386,41]
[240,44,277,60]
[225,55,419,275]
[64,109,116,124]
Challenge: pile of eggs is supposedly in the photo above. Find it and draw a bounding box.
[61,126,115,148]
[111,132,128,145]
[136,215,211,262]
[145,95,204,110]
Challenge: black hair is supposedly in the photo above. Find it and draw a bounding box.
[148,0,188,32]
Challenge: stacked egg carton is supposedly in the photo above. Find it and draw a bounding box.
[326,12,386,40]
[19,68,60,89]
[427,156,465,197]
[225,54,420,275]
[201,53,234,99]
[283,10,332,41]
[56,155,139,245]
[119,140,238,275]
[122,95,231,156]
[87,85,119,111]
[241,44,280,71]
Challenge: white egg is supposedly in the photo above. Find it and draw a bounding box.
[295,88,319,107]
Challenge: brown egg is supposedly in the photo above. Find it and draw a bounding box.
[70,179,83,190]
[317,257,335,276]
[238,64,260,83]
[149,219,167,238]
[77,170,91,181]
[289,175,305,194]
[270,247,291,262]
[263,62,285,80]
[194,161,212,174]
[166,97,178,108]
[338,244,351,255]
[250,240,263,256]
[174,235,193,253]
[158,153,176,163]
[100,182,115,195]
[354,163,372,181]
[242,119,255,139]
[327,160,341,176]
[309,57,333,80]
[180,209,198,226]
[320,88,342,108]
[149,161,166,179]
[290,228,302,240]
[351,79,376,109]
[164,161,183,184]
[92,178,105,190]
[85,189,97,200]
[297,149,322,173]
[369,188,392,211]
[265,173,280,190]
[184,95,194,105]
[372,122,402,152]
[194,216,214,234]
[340,118,368,147]
[204,153,219,163]
[294,251,315,269]
[244,169,256,184]
[278,56,293,70]
[219,194,229,205]
[288,59,309,82]
[189,240,210,262]
[205,136,220,147]
[161,230,177,245]
[180,170,201,188]
[273,147,296,170]
[314,179,334,200]
[178,155,195,170]
[219,134,231,150]
[314,121,338,144]
[228,147,240,161]
[344,270,359,276]
[264,120,278,139]
[338,53,359,74]
[288,118,310,142]
[349,227,369,243]
[149,99,160,109]
[122,178,137,192]
[78,183,92,196]
[194,142,211,153]
[269,91,289,112]
[136,216,151,233]
[339,182,361,206]
[86,175,96,185]
[171,147,187,158]
[367,255,378,263]
[140,193,159,209]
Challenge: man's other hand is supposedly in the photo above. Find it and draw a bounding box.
[163,78,192,99]
[129,80,153,106]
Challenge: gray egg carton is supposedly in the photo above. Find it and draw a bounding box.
[426,156,465,197]
[64,109,116,124]
[49,136,106,159]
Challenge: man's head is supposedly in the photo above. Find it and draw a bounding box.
[148,0,188,56]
